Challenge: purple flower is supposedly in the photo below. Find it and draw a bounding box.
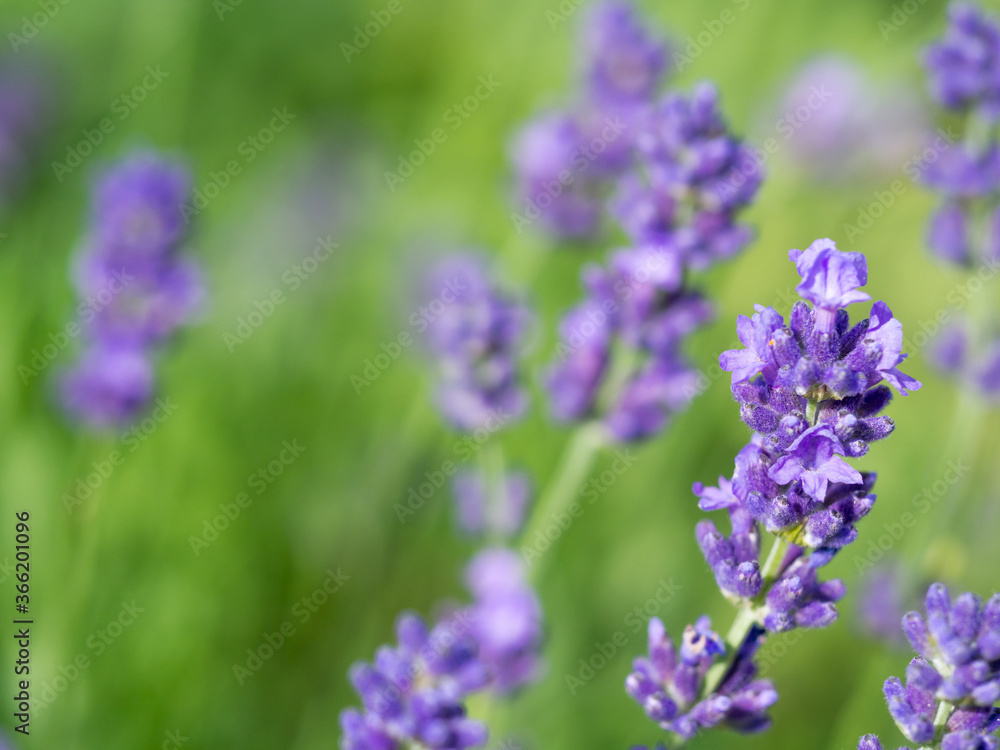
[625,616,777,740]
[60,150,203,428]
[865,301,922,396]
[720,241,920,405]
[510,113,603,239]
[620,83,761,269]
[929,201,972,265]
[930,322,969,375]
[341,611,490,750]
[545,246,709,442]
[788,238,869,332]
[768,425,862,502]
[857,583,1000,750]
[922,144,1000,199]
[422,255,530,433]
[464,548,543,693]
[580,0,667,109]
[452,470,531,539]
[718,305,785,385]
[925,2,1000,116]
[60,343,154,428]
[0,64,52,207]
[976,337,1000,396]
[857,564,911,646]
[545,299,613,422]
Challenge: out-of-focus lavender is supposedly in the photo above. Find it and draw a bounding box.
[0,63,52,208]
[857,583,1000,750]
[61,151,204,428]
[929,321,1000,400]
[510,1,669,240]
[340,549,543,749]
[453,469,531,539]
[544,84,760,442]
[421,254,530,433]
[856,564,913,646]
[922,3,1000,401]
[765,55,928,183]
[626,242,920,746]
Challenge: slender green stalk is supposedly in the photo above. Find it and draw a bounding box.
[701,536,789,698]
[933,699,955,742]
[517,422,606,580]
[481,440,508,546]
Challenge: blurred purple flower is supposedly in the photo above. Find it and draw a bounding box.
[465,548,543,693]
[925,2,1000,117]
[0,63,52,207]
[60,151,203,428]
[452,470,531,539]
[422,254,530,433]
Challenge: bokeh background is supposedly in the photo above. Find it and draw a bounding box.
[1,0,998,748]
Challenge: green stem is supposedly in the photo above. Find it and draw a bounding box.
[701,536,789,698]
[481,441,508,546]
[517,422,605,580]
[933,699,955,741]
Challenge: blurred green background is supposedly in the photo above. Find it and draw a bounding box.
[1,0,999,748]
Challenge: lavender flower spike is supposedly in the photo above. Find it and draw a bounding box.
[340,550,544,749]
[422,254,530,433]
[858,582,1000,750]
[635,240,918,745]
[61,150,204,428]
[626,616,777,740]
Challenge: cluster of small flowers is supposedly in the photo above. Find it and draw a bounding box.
[858,583,1000,750]
[61,152,204,428]
[930,320,1000,401]
[511,1,667,239]
[544,244,710,441]
[626,615,777,739]
[0,64,51,209]
[340,548,543,750]
[626,241,920,745]
[543,83,761,442]
[704,240,918,564]
[422,255,530,433]
[922,2,1000,399]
